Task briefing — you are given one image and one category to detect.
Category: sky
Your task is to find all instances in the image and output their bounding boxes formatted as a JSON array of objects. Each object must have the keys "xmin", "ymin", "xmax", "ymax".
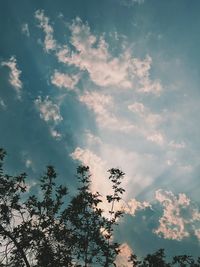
[{"xmin": 0, "ymin": 0, "xmax": 200, "ymax": 264}]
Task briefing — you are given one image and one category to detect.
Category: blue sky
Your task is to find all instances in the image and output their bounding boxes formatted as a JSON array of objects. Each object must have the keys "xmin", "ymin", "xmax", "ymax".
[{"xmin": 1, "ymin": 0, "xmax": 200, "ymax": 263}]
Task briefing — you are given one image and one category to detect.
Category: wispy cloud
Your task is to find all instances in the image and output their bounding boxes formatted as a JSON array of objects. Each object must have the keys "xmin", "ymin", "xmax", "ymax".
[
  {"xmin": 120, "ymin": 0, "xmax": 145, "ymax": 6},
  {"xmin": 154, "ymin": 189, "xmax": 200, "ymax": 241},
  {"xmin": 115, "ymin": 243, "xmax": 133, "ymax": 267},
  {"xmin": 35, "ymin": 96, "xmax": 62, "ymax": 123},
  {"xmin": 70, "ymin": 147, "xmax": 110, "ymax": 194},
  {"xmin": 123, "ymin": 198, "xmax": 151, "ymax": 216},
  {"xmin": 131, "ymin": 56, "xmax": 162, "ymax": 95},
  {"xmin": 21, "ymin": 23, "xmax": 30, "ymax": 37},
  {"xmin": 79, "ymin": 91, "xmax": 136, "ymax": 132},
  {"xmin": 35, "ymin": 96, "xmax": 62, "ymax": 139},
  {"xmin": 51, "ymin": 70, "xmax": 80, "ymax": 90},
  {"xmin": 57, "ymin": 17, "xmax": 132, "ymax": 88},
  {"xmin": 1, "ymin": 56, "xmax": 23, "ymax": 96},
  {"xmin": 54, "ymin": 17, "xmax": 162, "ymax": 94},
  {"xmin": 35, "ymin": 10, "xmax": 56, "ymax": 52},
  {"xmin": 0, "ymin": 98, "xmax": 6, "ymax": 110}
]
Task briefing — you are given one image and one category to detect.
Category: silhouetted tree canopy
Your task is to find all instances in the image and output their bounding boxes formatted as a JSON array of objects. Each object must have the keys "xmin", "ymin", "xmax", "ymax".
[
  {"xmin": 0, "ymin": 148, "xmax": 200, "ymax": 267},
  {"xmin": 0, "ymin": 148, "xmax": 125, "ymax": 267}
]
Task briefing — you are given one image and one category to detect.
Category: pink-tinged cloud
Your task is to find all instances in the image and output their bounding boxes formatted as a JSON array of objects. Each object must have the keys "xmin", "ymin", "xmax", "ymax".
[
  {"xmin": 35, "ymin": 10, "xmax": 56, "ymax": 52},
  {"xmin": 154, "ymin": 189, "xmax": 200, "ymax": 241},
  {"xmin": 51, "ymin": 70, "xmax": 80, "ymax": 90},
  {"xmin": 35, "ymin": 96, "xmax": 63, "ymax": 123},
  {"xmin": 79, "ymin": 91, "xmax": 136, "ymax": 132},
  {"xmin": 1, "ymin": 56, "xmax": 22, "ymax": 96}
]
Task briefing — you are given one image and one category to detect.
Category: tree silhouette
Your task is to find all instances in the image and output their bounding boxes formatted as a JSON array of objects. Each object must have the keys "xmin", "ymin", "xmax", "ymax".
[
  {"xmin": 129, "ymin": 249, "xmax": 200, "ymax": 267},
  {"xmin": 1, "ymin": 148, "xmax": 200, "ymax": 267},
  {"xmin": 0, "ymin": 149, "xmax": 125, "ymax": 267}
]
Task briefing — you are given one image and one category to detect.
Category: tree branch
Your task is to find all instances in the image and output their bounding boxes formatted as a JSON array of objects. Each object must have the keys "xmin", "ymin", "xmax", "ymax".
[{"xmin": 0, "ymin": 225, "xmax": 31, "ymax": 267}]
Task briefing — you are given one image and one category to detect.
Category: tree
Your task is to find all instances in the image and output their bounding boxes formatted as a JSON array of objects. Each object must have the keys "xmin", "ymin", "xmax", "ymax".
[
  {"xmin": 128, "ymin": 249, "xmax": 200, "ymax": 267},
  {"xmin": 0, "ymin": 149, "xmax": 125, "ymax": 267},
  {"xmin": 172, "ymin": 255, "xmax": 200, "ymax": 267},
  {"xmin": 139, "ymin": 249, "xmax": 171, "ymax": 267},
  {"xmin": 61, "ymin": 166, "xmax": 125, "ymax": 266}
]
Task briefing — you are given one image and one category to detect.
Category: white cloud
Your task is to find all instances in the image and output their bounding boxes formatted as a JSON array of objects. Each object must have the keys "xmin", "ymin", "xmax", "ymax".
[
  {"xmin": 0, "ymin": 98, "xmax": 6, "ymax": 109},
  {"xmin": 86, "ymin": 131, "xmax": 102, "ymax": 145},
  {"xmin": 35, "ymin": 96, "xmax": 63, "ymax": 123},
  {"xmin": 128, "ymin": 102, "xmax": 145, "ymax": 114},
  {"xmin": 128, "ymin": 101, "xmax": 165, "ymax": 145},
  {"xmin": 79, "ymin": 91, "xmax": 136, "ymax": 132},
  {"xmin": 55, "ymin": 18, "xmax": 162, "ymax": 94},
  {"xmin": 35, "ymin": 10, "xmax": 56, "ymax": 52},
  {"xmin": 50, "ymin": 128, "xmax": 62, "ymax": 140},
  {"xmin": 70, "ymin": 147, "xmax": 108, "ymax": 194},
  {"xmin": 138, "ymin": 79, "xmax": 162, "ymax": 95},
  {"xmin": 123, "ymin": 198, "xmax": 151, "ymax": 216},
  {"xmin": 21, "ymin": 23, "xmax": 30, "ymax": 37},
  {"xmin": 147, "ymin": 132, "xmax": 165, "ymax": 146},
  {"xmin": 57, "ymin": 18, "xmax": 132, "ymax": 89},
  {"xmin": 115, "ymin": 243, "xmax": 133, "ymax": 267},
  {"xmin": 154, "ymin": 189, "xmax": 200, "ymax": 241},
  {"xmin": 51, "ymin": 70, "xmax": 80, "ymax": 90},
  {"xmin": 169, "ymin": 140, "xmax": 185, "ymax": 149},
  {"xmin": 128, "ymin": 101, "xmax": 162, "ymax": 127},
  {"xmin": 131, "ymin": 56, "xmax": 162, "ymax": 95},
  {"xmin": 194, "ymin": 229, "xmax": 200, "ymax": 240},
  {"xmin": 25, "ymin": 159, "xmax": 33, "ymax": 169},
  {"xmin": 35, "ymin": 13, "xmax": 163, "ymax": 94},
  {"xmin": 132, "ymin": 0, "xmax": 144, "ymax": 3},
  {"xmin": 1, "ymin": 56, "xmax": 22, "ymax": 96},
  {"xmin": 121, "ymin": 0, "xmax": 145, "ymax": 6}
]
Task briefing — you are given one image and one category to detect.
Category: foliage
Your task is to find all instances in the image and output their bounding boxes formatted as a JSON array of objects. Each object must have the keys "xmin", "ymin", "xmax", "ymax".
[
  {"xmin": 0, "ymin": 149, "xmax": 125, "ymax": 267},
  {"xmin": 1, "ymin": 148, "xmax": 200, "ymax": 267},
  {"xmin": 129, "ymin": 249, "xmax": 200, "ymax": 267}
]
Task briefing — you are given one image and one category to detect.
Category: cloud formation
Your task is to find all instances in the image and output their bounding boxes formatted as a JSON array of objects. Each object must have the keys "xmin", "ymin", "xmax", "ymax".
[
  {"xmin": 51, "ymin": 70, "xmax": 80, "ymax": 90},
  {"xmin": 79, "ymin": 91, "xmax": 136, "ymax": 132},
  {"xmin": 1, "ymin": 56, "xmax": 23, "ymax": 96},
  {"xmin": 154, "ymin": 189, "xmax": 200, "ymax": 241},
  {"xmin": 21, "ymin": 23, "xmax": 30, "ymax": 37},
  {"xmin": 0, "ymin": 98, "xmax": 6, "ymax": 109},
  {"xmin": 35, "ymin": 96, "xmax": 62, "ymax": 123},
  {"xmin": 70, "ymin": 147, "xmax": 108, "ymax": 194},
  {"xmin": 124, "ymin": 198, "xmax": 151, "ymax": 216},
  {"xmin": 50, "ymin": 17, "xmax": 162, "ymax": 94},
  {"xmin": 115, "ymin": 243, "xmax": 133, "ymax": 267},
  {"xmin": 35, "ymin": 10, "xmax": 56, "ymax": 52}
]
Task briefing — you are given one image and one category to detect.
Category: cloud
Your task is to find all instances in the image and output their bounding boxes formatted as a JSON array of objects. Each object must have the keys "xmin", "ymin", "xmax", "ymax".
[
  {"xmin": 128, "ymin": 102, "xmax": 146, "ymax": 114},
  {"xmin": 70, "ymin": 147, "xmax": 109, "ymax": 194},
  {"xmin": 50, "ymin": 129, "xmax": 62, "ymax": 140},
  {"xmin": 120, "ymin": 0, "xmax": 145, "ymax": 6},
  {"xmin": 169, "ymin": 140, "xmax": 185, "ymax": 149},
  {"xmin": 123, "ymin": 198, "xmax": 151, "ymax": 216},
  {"xmin": 131, "ymin": 56, "xmax": 162, "ymax": 95},
  {"xmin": 147, "ymin": 132, "xmax": 165, "ymax": 146},
  {"xmin": 35, "ymin": 10, "xmax": 56, "ymax": 52},
  {"xmin": 85, "ymin": 131, "xmax": 102, "ymax": 145},
  {"xmin": 154, "ymin": 189, "xmax": 200, "ymax": 241},
  {"xmin": 79, "ymin": 91, "xmax": 136, "ymax": 132},
  {"xmin": 25, "ymin": 159, "xmax": 33, "ymax": 169},
  {"xmin": 51, "ymin": 70, "xmax": 80, "ymax": 90},
  {"xmin": 115, "ymin": 243, "xmax": 133, "ymax": 267},
  {"xmin": 128, "ymin": 101, "xmax": 162, "ymax": 127},
  {"xmin": 21, "ymin": 23, "xmax": 30, "ymax": 37},
  {"xmin": 1, "ymin": 56, "xmax": 23, "ymax": 96},
  {"xmin": 35, "ymin": 96, "xmax": 62, "ymax": 123},
  {"xmin": 0, "ymin": 98, "xmax": 6, "ymax": 109},
  {"xmin": 128, "ymin": 101, "xmax": 165, "ymax": 145},
  {"xmin": 55, "ymin": 17, "xmax": 162, "ymax": 94},
  {"xmin": 57, "ymin": 18, "xmax": 132, "ymax": 89}
]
